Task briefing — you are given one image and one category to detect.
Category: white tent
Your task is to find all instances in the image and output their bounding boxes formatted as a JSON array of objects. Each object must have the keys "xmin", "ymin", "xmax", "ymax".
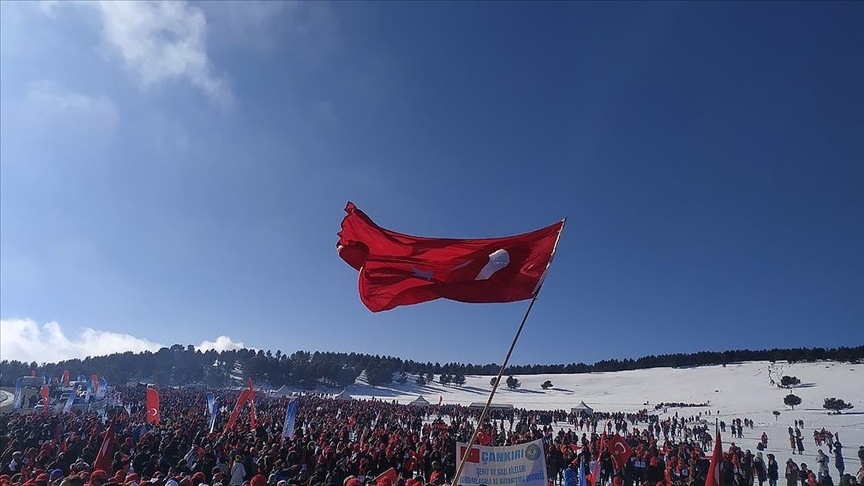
[
  {"xmin": 571, "ymin": 401, "xmax": 594, "ymax": 415},
  {"xmin": 272, "ymin": 385, "xmax": 293, "ymax": 397},
  {"xmin": 335, "ymin": 390, "xmax": 352, "ymax": 401},
  {"xmin": 409, "ymin": 395, "xmax": 430, "ymax": 406}
]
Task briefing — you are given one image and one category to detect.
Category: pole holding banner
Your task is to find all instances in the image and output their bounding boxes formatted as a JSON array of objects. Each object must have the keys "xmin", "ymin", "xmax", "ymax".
[{"xmin": 452, "ymin": 218, "xmax": 565, "ymax": 486}]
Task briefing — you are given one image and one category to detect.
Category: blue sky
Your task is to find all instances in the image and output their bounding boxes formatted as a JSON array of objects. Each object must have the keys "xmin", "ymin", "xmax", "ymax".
[{"xmin": 1, "ymin": 1, "xmax": 862, "ymax": 366}]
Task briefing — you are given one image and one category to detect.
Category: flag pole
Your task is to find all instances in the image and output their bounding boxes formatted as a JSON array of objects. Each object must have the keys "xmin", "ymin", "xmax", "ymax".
[{"xmin": 452, "ymin": 217, "xmax": 566, "ymax": 486}]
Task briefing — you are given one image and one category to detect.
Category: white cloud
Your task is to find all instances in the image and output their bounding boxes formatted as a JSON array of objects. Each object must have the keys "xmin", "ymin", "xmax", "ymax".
[
  {"xmin": 0, "ymin": 319, "xmax": 250, "ymax": 363},
  {"xmin": 92, "ymin": 1, "xmax": 232, "ymax": 107},
  {"xmin": 23, "ymin": 80, "xmax": 120, "ymax": 135},
  {"xmin": 0, "ymin": 319, "xmax": 162, "ymax": 364},
  {"xmin": 197, "ymin": 335, "xmax": 247, "ymax": 353}
]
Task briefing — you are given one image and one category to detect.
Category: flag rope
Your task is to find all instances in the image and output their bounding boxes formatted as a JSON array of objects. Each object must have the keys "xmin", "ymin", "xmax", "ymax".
[{"xmin": 452, "ymin": 293, "xmax": 539, "ymax": 486}]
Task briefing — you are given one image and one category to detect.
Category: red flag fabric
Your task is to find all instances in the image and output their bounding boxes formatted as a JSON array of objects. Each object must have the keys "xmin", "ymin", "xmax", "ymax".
[
  {"xmin": 337, "ymin": 202, "xmax": 565, "ymax": 312},
  {"xmin": 607, "ymin": 434, "xmax": 633, "ymax": 470},
  {"xmin": 375, "ymin": 468, "xmax": 399, "ymax": 486},
  {"xmin": 591, "ymin": 425, "xmax": 610, "ymax": 486},
  {"xmin": 146, "ymin": 388, "xmax": 160, "ymax": 425},
  {"xmin": 226, "ymin": 389, "xmax": 251, "ymax": 430},
  {"xmin": 705, "ymin": 427, "xmax": 722, "ymax": 486},
  {"xmin": 91, "ymin": 375, "xmax": 99, "ymax": 393},
  {"xmin": 247, "ymin": 379, "xmax": 256, "ymax": 429},
  {"xmin": 93, "ymin": 418, "xmax": 116, "ymax": 473},
  {"xmin": 62, "ymin": 370, "xmax": 70, "ymax": 386},
  {"xmin": 40, "ymin": 386, "xmax": 50, "ymax": 413},
  {"xmin": 458, "ymin": 445, "xmax": 480, "ymax": 464}
]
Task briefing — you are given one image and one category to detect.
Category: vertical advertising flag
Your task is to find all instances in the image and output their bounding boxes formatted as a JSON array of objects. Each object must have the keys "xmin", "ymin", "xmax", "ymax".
[
  {"xmin": 207, "ymin": 392, "xmax": 218, "ymax": 433},
  {"xmin": 63, "ymin": 390, "xmax": 76, "ymax": 413},
  {"xmin": 282, "ymin": 399, "xmax": 298, "ymax": 443},
  {"xmin": 95, "ymin": 377, "xmax": 108, "ymax": 401},
  {"xmin": 12, "ymin": 377, "xmax": 23, "ymax": 410}
]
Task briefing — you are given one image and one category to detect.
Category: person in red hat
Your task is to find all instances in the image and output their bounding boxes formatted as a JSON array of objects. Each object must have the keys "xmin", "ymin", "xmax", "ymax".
[
  {"xmin": 89, "ymin": 470, "xmax": 109, "ymax": 486},
  {"xmin": 191, "ymin": 473, "xmax": 207, "ymax": 486}
]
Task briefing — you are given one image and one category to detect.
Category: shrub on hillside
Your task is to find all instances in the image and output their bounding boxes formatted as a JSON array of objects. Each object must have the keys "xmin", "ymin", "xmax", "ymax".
[
  {"xmin": 780, "ymin": 375, "xmax": 801, "ymax": 388},
  {"xmin": 506, "ymin": 376, "xmax": 521, "ymax": 389},
  {"xmin": 823, "ymin": 397, "xmax": 853, "ymax": 414},
  {"xmin": 784, "ymin": 393, "xmax": 802, "ymax": 410}
]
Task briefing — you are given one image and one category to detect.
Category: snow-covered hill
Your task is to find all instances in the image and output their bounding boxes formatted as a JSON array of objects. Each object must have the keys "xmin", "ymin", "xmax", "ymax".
[{"xmin": 333, "ymin": 360, "xmax": 864, "ymax": 459}]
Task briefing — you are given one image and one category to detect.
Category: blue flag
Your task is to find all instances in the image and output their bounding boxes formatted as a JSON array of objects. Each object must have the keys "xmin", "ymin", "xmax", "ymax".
[
  {"xmin": 282, "ymin": 399, "xmax": 298, "ymax": 442},
  {"xmin": 12, "ymin": 377, "xmax": 23, "ymax": 410},
  {"xmin": 207, "ymin": 393, "xmax": 218, "ymax": 433},
  {"xmin": 579, "ymin": 457, "xmax": 587, "ymax": 486},
  {"xmin": 63, "ymin": 390, "xmax": 76, "ymax": 413}
]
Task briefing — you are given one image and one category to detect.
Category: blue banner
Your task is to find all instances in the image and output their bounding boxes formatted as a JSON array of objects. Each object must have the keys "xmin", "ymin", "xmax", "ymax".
[
  {"xmin": 12, "ymin": 377, "xmax": 23, "ymax": 410},
  {"xmin": 63, "ymin": 389, "xmax": 76, "ymax": 413},
  {"xmin": 84, "ymin": 378, "xmax": 92, "ymax": 404},
  {"xmin": 95, "ymin": 377, "xmax": 108, "ymax": 401},
  {"xmin": 282, "ymin": 398, "xmax": 298, "ymax": 441},
  {"xmin": 207, "ymin": 393, "xmax": 217, "ymax": 433}
]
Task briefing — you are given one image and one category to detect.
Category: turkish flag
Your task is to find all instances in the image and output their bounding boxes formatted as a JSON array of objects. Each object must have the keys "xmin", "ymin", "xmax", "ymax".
[
  {"xmin": 226, "ymin": 389, "xmax": 250, "ymax": 430},
  {"xmin": 247, "ymin": 378, "xmax": 256, "ymax": 429},
  {"xmin": 337, "ymin": 202, "xmax": 565, "ymax": 312},
  {"xmin": 146, "ymin": 388, "xmax": 160, "ymax": 425},
  {"xmin": 93, "ymin": 418, "xmax": 116, "ymax": 473},
  {"xmin": 607, "ymin": 434, "xmax": 633, "ymax": 470},
  {"xmin": 41, "ymin": 386, "xmax": 50, "ymax": 414},
  {"xmin": 375, "ymin": 468, "xmax": 399, "ymax": 486},
  {"xmin": 705, "ymin": 428, "xmax": 722, "ymax": 486},
  {"xmin": 459, "ymin": 445, "xmax": 480, "ymax": 464}
]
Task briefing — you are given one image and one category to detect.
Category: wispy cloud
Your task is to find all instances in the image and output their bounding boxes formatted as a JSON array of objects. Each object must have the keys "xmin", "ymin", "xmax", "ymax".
[
  {"xmin": 23, "ymin": 81, "xmax": 120, "ymax": 135},
  {"xmin": 92, "ymin": 1, "xmax": 232, "ymax": 107},
  {"xmin": 0, "ymin": 319, "xmax": 249, "ymax": 363}
]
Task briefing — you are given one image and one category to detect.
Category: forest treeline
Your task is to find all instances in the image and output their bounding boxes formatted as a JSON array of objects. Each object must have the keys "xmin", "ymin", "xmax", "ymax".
[{"xmin": 1, "ymin": 345, "xmax": 861, "ymax": 389}]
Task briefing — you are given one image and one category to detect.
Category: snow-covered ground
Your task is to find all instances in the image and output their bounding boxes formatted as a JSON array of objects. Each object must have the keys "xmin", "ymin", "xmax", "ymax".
[{"xmin": 326, "ymin": 360, "xmax": 863, "ymax": 473}]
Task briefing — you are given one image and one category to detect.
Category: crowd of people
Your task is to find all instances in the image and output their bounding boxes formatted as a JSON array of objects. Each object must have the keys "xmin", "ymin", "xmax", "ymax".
[{"xmin": 0, "ymin": 385, "xmax": 861, "ymax": 486}]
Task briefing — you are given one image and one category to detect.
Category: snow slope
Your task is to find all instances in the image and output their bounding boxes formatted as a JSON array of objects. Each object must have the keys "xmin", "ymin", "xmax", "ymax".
[{"xmin": 337, "ymin": 360, "xmax": 864, "ymax": 470}]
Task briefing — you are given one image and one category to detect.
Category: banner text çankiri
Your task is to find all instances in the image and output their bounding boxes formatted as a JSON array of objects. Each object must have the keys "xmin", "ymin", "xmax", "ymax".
[{"xmin": 455, "ymin": 439, "xmax": 547, "ymax": 486}]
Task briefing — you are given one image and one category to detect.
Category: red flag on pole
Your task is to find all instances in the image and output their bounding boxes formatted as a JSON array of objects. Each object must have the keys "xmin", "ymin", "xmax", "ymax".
[
  {"xmin": 337, "ymin": 202, "xmax": 565, "ymax": 312},
  {"xmin": 93, "ymin": 418, "xmax": 116, "ymax": 472},
  {"xmin": 40, "ymin": 386, "xmax": 50, "ymax": 414},
  {"xmin": 146, "ymin": 388, "xmax": 160, "ymax": 425},
  {"xmin": 247, "ymin": 378, "xmax": 256, "ymax": 429},
  {"xmin": 62, "ymin": 370, "xmax": 70, "ymax": 386},
  {"xmin": 374, "ymin": 468, "xmax": 398, "ymax": 486},
  {"xmin": 226, "ymin": 389, "xmax": 251, "ymax": 430},
  {"xmin": 607, "ymin": 434, "xmax": 633, "ymax": 470},
  {"xmin": 591, "ymin": 423, "xmax": 611, "ymax": 486},
  {"xmin": 705, "ymin": 426, "xmax": 723, "ymax": 486}
]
